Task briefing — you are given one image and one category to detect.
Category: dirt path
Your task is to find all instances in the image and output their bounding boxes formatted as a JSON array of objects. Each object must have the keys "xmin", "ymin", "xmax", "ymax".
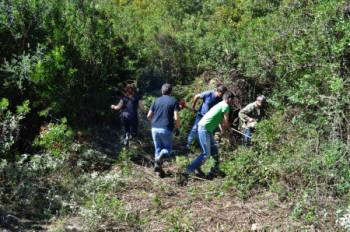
[
  {"xmin": 42, "ymin": 150, "xmax": 303, "ymax": 232},
  {"xmin": 1, "ymin": 121, "xmax": 305, "ymax": 231},
  {"xmin": 117, "ymin": 159, "xmax": 303, "ymax": 231}
]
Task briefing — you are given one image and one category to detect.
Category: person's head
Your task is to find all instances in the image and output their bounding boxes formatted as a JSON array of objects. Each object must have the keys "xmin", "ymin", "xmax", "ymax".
[
  {"xmin": 223, "ymin": 91, "xmax": 235, "ymax": 105},
  {"xmin": 256, "ymin": 95, "xmax": 267, "ymax": 108},
  {"xmin": 161, "ymin": 83, "xmax": 172, "ymax": 95},
  {"xmin": 215, "ymin": 85, "xmax": 228, "ymax": 98},
  {"xmin": 124, "ymin": 84, "xmax": 136, "ymax": 95}
]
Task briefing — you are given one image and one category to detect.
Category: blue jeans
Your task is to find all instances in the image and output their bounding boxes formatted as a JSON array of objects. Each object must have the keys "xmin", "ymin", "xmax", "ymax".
[
  {"xmin": 243, "ymin": 128, "xmax": 252, "ymax": 145},
  {"xmin": 151, "ymin": 128, "xmax": 173, "ymax": 160},
  {"xmin": 186, "ymin": 113, "xmax": 203, "ymax": 147},
  {"xmin": 187, "ymin": 126, "xmax": 218, "ymax": 173}
]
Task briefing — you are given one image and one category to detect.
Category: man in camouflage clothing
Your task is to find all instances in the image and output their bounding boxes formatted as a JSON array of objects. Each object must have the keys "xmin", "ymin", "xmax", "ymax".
[{"xmin": 239, "ymin": 95, "xmax": 267, "ymax": 145}]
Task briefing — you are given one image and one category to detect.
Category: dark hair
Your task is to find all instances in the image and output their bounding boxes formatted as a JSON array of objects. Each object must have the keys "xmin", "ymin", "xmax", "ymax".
[
  {"xmin": 124, "ymin": 84, "xmax": 135, "ymax": 92},
  {"xmin": 223, "ymin": 91, "xmax": 235, "ymax": 100},
  {"xmin": 216, "ymin": 85, "xmax": 227, "ymax": 93},
  {"xmin": 161, "ymin": 83, "xmax": 172, "ymax": 95}
]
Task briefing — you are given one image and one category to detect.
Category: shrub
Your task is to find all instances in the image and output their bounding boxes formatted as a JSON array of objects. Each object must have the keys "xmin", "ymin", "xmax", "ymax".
[
  {"xmin": 221, "ymin": 147, "xmax": 260, "ymax": 198},
  {"xmin": 0, "ymin": 98, "xmax": 30, "ymax": 159},
  {"xmin": 80, "ymin": 192, "xmax": 141, "ymax": 231},
  {"xmin": 175, "ymin": 156, "xmax": 190, "ymax": 173},
  {"xmin": 222, "ymin": 110, "xmax": 350, "ymax": 223},
  {"xmin": 0, "ymin": 152, "xmax": 66, "ymax": 219},
  {"xmin": 33, "ymin": 118, "xmax": 73, "ymax": 156},
  {"xmin": 142, "ymin": 95, "xmax": 156, "ymax": 112}
]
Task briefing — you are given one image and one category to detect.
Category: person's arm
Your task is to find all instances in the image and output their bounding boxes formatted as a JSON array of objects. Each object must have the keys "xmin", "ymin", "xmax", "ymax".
[
  {"xmin": 111, "ymin": 99, "xmax": 123, "ymax": 110},
  {"xmin": 147, "ymin": 110, "xmax": 153, "ymax": 121},
  {"xmin": 221, "ymin": 112, "xmax": 230, "ymax": 129},
  {"xmin": 174, "ymin": 110, "xmax": 180, "ymax": 129},
  {"xmin": 147, "ymin": 101, "xmax": 155, "ymax": 121},
  {"xmin": 191, "ymin": 94, "xmax": 202, "ymax": 111}
]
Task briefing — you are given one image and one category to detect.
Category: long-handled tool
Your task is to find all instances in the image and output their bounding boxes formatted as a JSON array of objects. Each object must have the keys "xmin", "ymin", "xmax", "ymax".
[{"xmin": 229, "ymin": 127, "xmax": 252, "ymax": 139}]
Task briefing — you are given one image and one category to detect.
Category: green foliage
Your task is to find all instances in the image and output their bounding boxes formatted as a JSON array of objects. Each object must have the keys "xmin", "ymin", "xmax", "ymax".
[
  {"xmin": 178, "ymin": 108, "xmax": 195, "ymax": 137},
  {"xmin": 0, "ymin": 98, "xmax": 9, "ymax": 111},
  {"xmin": 165, "ymin": 208, "xmax": 194, "ymax": 232},
  {"xmin": 117, "ymin": 147, "xmax": 137, "ymax": 175},
  {"xmin": 1, "ymin": 46, "xmax": 44, "ymax": 90},
  {"xmin": 252, "ymin": 111, "xmax": 285, "ymax": 151},
  {"xmin": 222, "ymin": 111, "xmax": 350, "ymax": 223},
  {"xmin": 201, "ymin": 156, "xmax": 216, "ymax": 174},
  {"xmin": 290, "ymin": 189, "xmax": 318, "ymax": 224},
  {"xmin": 81, "ymin": 192, "xmax": 141, "ymax": 231},
  {"xmin": 16, "ymin": 99, "xmax": 30, "ymax": 114},
  {"xmin": 34, "ymin": 118, "xmax": 73, "ymax": 156},
  {"xmin": 0, "ymin": 141, "xmax": 118, "ymax": 220},
  {"xmin": 175, "ymin": 156, "xmax": 190, "ymax": 172},
  {"xmin": 0, "ymin": 153, "xmax": 66, "ymax": 218},
  {"xmin": 1, "ymin": 0, "xmax": 349, "ymax": 129},
  {"xmin": 0, "ymin": 99, "xmax": 30, "ymax": 158},
  {"xmin": 222, "ymin": 147, "xmax": 260, "ymax": 198},
  {"xmin": 143, "ymin": 95, "xmax": 156, "ymax": 112}
]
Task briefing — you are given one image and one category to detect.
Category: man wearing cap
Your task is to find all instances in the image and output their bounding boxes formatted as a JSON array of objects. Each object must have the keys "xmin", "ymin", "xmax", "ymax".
[{"xmin": 239, "ymin": 95, "xmax": 267, "ymax": 145}]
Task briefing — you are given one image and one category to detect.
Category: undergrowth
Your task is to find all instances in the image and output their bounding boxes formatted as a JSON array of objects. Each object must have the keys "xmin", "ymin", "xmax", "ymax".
[{"xmin": 221, "ymin": 111, "xmax": 349, "ymax": 227}]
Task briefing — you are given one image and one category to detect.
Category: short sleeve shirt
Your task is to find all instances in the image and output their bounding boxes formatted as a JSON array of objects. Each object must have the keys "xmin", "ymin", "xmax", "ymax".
[
  {"xmin": 198, "ymin": 101, "xmax": 230, "ymax": 133},
  {"xmin": 198, "ymin": 90, "xmax": 222, "ymax": 116},
  {"xmin": 150, "ymin": 95, "xmax": 179, "ymax": 131},
  {"xmin": 122, "ymin": 94, "xmax": 140, "ymax": 119}
]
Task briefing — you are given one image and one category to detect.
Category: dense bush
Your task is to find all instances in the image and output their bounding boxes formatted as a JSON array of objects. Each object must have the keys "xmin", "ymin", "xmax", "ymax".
[
  {"xmin": 33, "ymin": 118, "xmax": 73, "ymax": 156},
  {"xmin": 222, "ymin": 111, "xmax": 349, "ymax": 224},
  {"xmin": 2, "ymin": 0, "xmax": 347, "ymax": 144}
]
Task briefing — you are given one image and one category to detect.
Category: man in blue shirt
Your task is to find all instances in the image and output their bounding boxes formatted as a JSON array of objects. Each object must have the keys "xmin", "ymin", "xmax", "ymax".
[
  {"xmin": 147, "ymin": 83, "xmax": 180, "ymax": 177},
  {"xmin": 187, "ymin": 85, "xmax": 227, "ymax": 149}
]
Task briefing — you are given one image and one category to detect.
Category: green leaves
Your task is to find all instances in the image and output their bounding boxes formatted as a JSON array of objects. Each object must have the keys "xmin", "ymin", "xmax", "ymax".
[
  {"xmin": 0, "ymin": 99, "xmax": 30, "ymax": 158},
  {"xmin": 0, "ymin": 98, "xmax": 9, "ymax": 111},
  {"xmin": 31, "ymin": 46, "xmax": 67, "ymax": 83},
  {"xmin": 33, "ymin": 118, "xmax": 73, "ymax": 156},
  {"xmin": 328, "ymin": 76, "xmax": 344, "ymax": 93},
  {"xmin": 16, "ymin": 99, "xmax": 30, "ymax": 114}
]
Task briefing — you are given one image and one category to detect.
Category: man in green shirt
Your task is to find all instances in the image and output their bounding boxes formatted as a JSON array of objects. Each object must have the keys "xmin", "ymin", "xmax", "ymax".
[
  {"xmin": 239, "ymin": 95, "xmax": 267, "ymax": 145},
  {"xmin": 179, "ymin": 91, "xmax": 236, "ymax": 184}
]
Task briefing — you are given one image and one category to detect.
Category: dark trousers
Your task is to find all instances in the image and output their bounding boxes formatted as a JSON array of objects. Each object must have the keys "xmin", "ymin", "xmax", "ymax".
[{"xmin": 122, "ymin": 116, "xmax": 138, "ymax": 137}]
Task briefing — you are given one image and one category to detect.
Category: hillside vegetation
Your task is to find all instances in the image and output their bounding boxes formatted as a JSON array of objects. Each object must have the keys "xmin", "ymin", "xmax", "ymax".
[{"xmin": 1, "ymin": 0, "xmax": 350, "ymax": 231}]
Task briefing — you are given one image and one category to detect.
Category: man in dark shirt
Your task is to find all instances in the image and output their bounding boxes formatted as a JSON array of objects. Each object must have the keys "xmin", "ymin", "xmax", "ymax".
[
  {"xmin": 187, "ymin": 85, "xmax": 227, "ymax": 148},
  {"xmin": 111, "ymin": 84, "xmax": 141, "ymax": 145},
  {"xmin": 147, "ymin": 83, "xmax": 180, "ymax": 177}
]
